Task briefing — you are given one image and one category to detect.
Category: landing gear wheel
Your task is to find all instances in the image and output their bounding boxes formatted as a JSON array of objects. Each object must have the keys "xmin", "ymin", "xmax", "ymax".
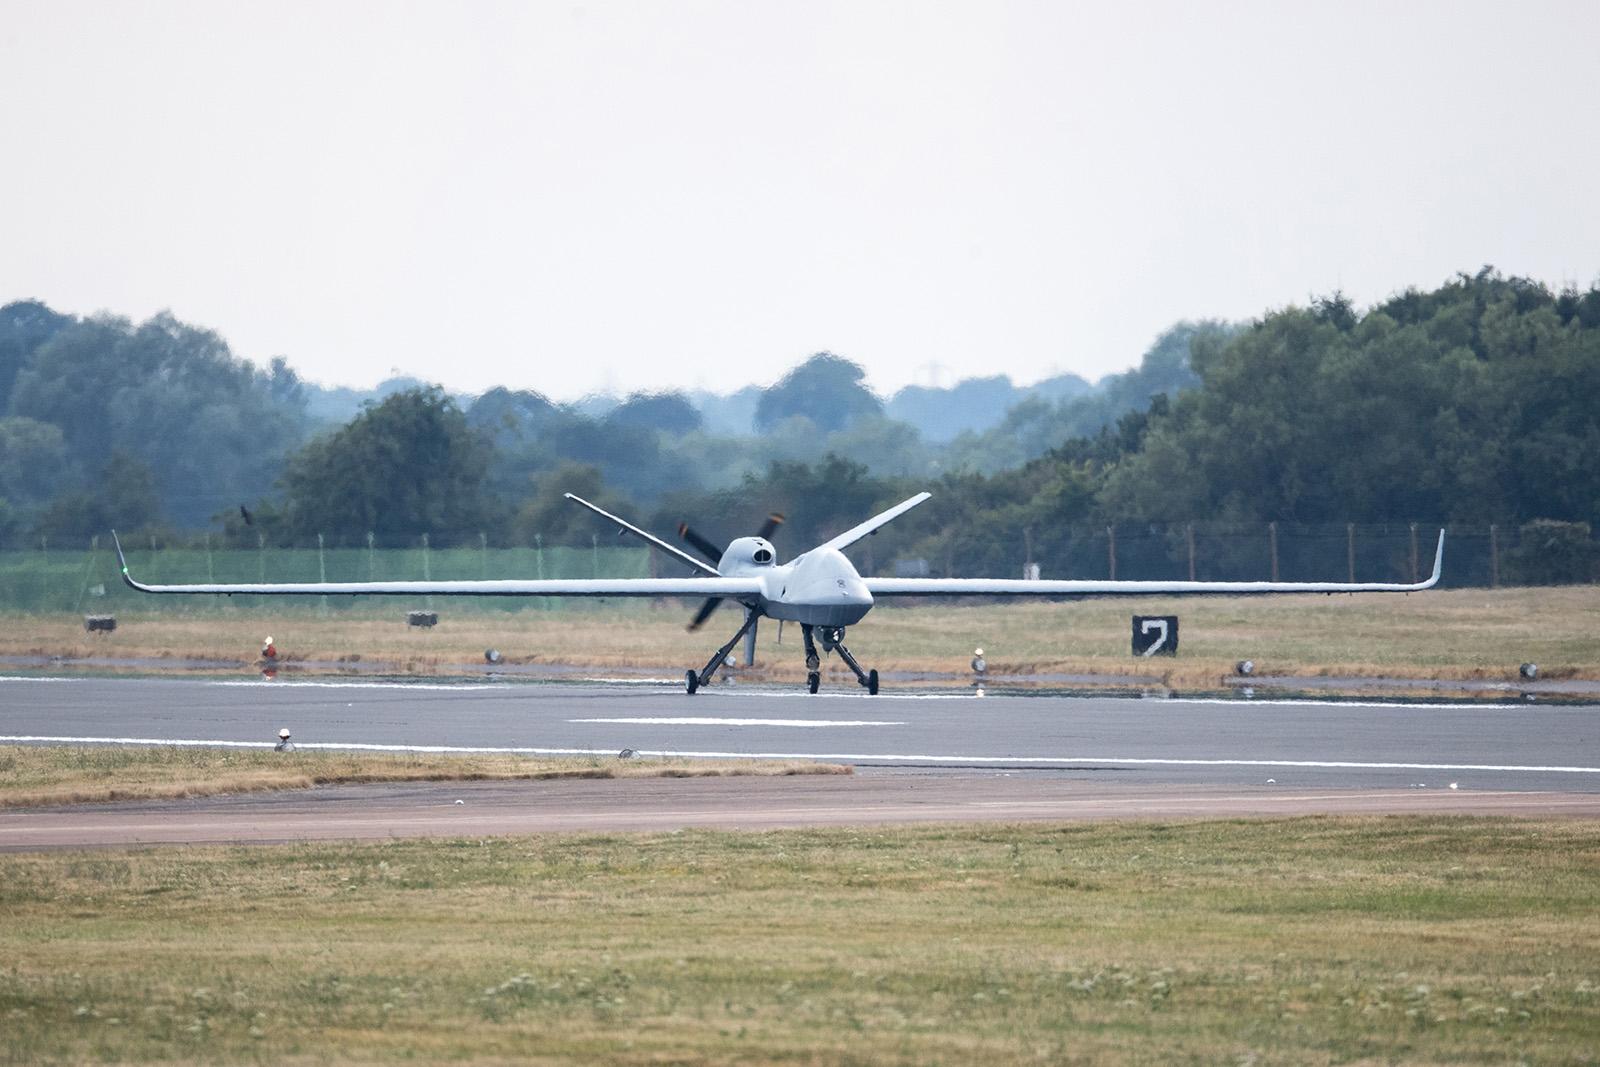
[
  {"xmin": 685, "ymin": 670, "xmax": 699, "ymax": 695},
  {"xmin": 866, "ymin": 669, "xmax": 879, "ymax": 695},
  {"xmin": 807, "ymin": 672, "xmax": 820, "ymax": 694}
]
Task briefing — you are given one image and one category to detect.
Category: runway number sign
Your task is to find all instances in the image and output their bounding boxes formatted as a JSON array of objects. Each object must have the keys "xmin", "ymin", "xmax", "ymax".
[{"xmin": 1132, "ymin": 615, "xmax": 1178, "ymax": 657}]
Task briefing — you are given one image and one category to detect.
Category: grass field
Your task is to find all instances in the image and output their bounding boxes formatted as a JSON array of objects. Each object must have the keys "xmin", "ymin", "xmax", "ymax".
[
  {"xmin": 1, "ymin": 818, "xmax": 1596, "ymax": 1064},
  {"xmin": 4, "ymin": 584, "xmax": 1596, "ymax": 687},
  {"xmin": 0, "ymin": 745, "xmax": 849, "ymax": 810}
]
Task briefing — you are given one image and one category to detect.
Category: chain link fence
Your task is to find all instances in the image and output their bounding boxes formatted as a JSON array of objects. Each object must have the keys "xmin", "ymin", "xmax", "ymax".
[
  {"xmin": 0, "ymin": 538, "xmax": 654, "ymax": 615},
  {"xmin": 992, "ymin": 521, "xmax": 1593, "ymax": 588},
  {"xmin": 1, "ymin": 521, "xmax": 1593, "ymax": 616}
]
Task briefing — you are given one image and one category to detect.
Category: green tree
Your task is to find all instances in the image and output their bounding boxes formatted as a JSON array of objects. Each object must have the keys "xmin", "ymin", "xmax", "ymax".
[
  {"xmin": 754, "ymin": 353, "xmax": 883, "ymax": 434},
  {"xmin": 279, "ymin": 388, "xmax": 495, "ymax": 545},
  {"xmin": 9, "ymin": 311, "xmax": 307, "ymax": 526},
  {"xmin": 1096, "ymin": 270, "xmax": 1600, "ymax": 528},
  {"xmin": 0, "ymin": 299, "xmax": 72, "ymax": 414},
  {"xmin": 0, "ymin": 416, "xmax": 70, "ymax": 505},
  {"xmin": 35, "ymin": 452, "xmax": 163, "ymax": 542},
  {"xmin": 510, "ymin": 462, "xmax": 632, "ymax": 546},
  {"xmin": 606, "ymin": 392, "xmax": 704, "ymax": 435}
]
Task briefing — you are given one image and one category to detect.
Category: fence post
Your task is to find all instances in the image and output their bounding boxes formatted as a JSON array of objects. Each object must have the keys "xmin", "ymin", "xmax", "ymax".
[
  {"xmin": 592, "ymin": 533, "xmax": 599, "ymax": 578},
  {"xmin": 1489, "ymin": 524, "xmax": 1499, "ymax": 588},
  {"xmin": 1347, "ymin": 523, "xmax": 1356, "ymax": 583},
  {"xmin": 366, "ymin": 531, "xmax": 375, "ymax": 580},
  {"xmin": 1186, "ymin": 523, "xmax": 1196, "ymax": 581},
  {"xmin": 317, "ymin": 532, "xmax": 328, "ymax": 615},
  {"xmin": 479, "ymin": 531, "xmax": 488, "ymax": 578},
  {"xmin": 1269, "ymin": 521, "xmax": 1279, "ymax": 582},
  {"xmin": 422, "ymin": 532, "xmax": 432, "ymax": 609},
  {"xmin": 1409, "ymin": 523, "xmax": 1419, "ymax": 583},
  {"xmin": 536, "ymin": 533, "xmax": 547, "ymax": 612},
  {"xmin": 1106, "ymin": 525, "xmax": 1117, "ymax": 580},
  {"xmin": 75, "ymin": 536, "xmax": 99, "ymax": 614},
  {"xmin": 258, "ymin": 532, "xmax": 266, "ymax": 583},
  {"xmin": 205, "ymin": 531, "xmax": 215, "ymax": 584}
]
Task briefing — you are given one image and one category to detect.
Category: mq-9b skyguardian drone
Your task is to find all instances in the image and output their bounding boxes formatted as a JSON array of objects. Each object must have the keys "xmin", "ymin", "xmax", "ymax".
[{"xmin": 115, "ymin": 492, "xmax": 1444, "ymax": 694}]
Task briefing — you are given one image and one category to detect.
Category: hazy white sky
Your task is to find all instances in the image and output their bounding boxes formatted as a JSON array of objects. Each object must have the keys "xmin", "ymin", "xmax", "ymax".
[{"xmin": 3, "ymin": 1, "xmax": 1597, "ymax": 399}]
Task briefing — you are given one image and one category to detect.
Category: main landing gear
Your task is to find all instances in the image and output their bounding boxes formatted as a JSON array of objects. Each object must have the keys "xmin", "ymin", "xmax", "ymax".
[
  {"xmin": 684, "ymin": 608, "xmax": 760, "ymax": 694},
  {"xmin": 683, "ymin": 615, "xmax": 880, "ymax": 695},
  {"xmin": 804, "ymin": 624, "xmax": 878, "ymax": 696}
]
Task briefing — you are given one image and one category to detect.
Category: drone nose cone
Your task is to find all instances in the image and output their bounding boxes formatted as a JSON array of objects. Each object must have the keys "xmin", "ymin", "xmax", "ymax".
[{"xmin": 821, "ymin": 574, "xmax": 873, "ymax": 625}]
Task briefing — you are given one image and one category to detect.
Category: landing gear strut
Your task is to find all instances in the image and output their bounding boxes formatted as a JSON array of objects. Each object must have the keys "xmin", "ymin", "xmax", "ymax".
[
  {"xmin": 685, "ymin": 608, "xmax": 760, "ymax": 694},
  {"xmin": 801, "ymin": 624, "xmax": 879, "ymax": 695}
]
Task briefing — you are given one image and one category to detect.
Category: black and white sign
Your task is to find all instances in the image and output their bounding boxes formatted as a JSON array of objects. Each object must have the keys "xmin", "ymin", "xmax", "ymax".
[{"xmin": 1132, "ymin": 615, "xmax": 1178, "ymax": 657}]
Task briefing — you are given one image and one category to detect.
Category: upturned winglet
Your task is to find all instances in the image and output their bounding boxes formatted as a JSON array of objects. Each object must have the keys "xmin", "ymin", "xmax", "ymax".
[
  {"xmin": 1426, "ymin": 528, "xmax": 1445, "ymax": 588},
  {"xmin": 110, "ymin": 530, "xmax": 140, "ymax": 590}
]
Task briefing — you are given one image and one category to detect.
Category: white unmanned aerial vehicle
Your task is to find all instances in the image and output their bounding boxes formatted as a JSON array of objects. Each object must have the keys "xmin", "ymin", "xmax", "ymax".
[{"xmin": 115, "ymin": 493, "xmax": 1443, "ymax": 695}]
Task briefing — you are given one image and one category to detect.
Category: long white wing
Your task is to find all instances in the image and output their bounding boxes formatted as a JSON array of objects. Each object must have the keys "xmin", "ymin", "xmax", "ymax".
[
  {"xmin": 869, "ymin": 531, "xmax": 1445, "ymax": 597},
  {"xmin": 112, "ymin": 533, "xmax": 761, "ymax": 599}
]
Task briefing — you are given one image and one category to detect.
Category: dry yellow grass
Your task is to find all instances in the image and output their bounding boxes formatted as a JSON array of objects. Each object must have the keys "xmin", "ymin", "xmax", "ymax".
[
  {"xmin": 0, "ymin": 745, "xmax": 848, "ymax": 810},
  {"xmin": 2, "ymin": 584, "xmax": 1595, "ymax": 686}
]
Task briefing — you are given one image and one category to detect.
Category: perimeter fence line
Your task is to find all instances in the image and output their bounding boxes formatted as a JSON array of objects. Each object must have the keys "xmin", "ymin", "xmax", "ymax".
[{"xmin": 1, "ymin": 521, "xmax": 1594, "ymax": 615}]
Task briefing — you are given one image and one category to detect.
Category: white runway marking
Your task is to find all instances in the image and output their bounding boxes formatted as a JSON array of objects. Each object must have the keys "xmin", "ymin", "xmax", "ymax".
[
  {"xmin": 2, "ymin": 735, "xmax": 1597, "ymax": 774},
  {"xmin": 210, "ymin": 680, "xmax": 506, "ymax": 691},
  {"xmin": 568, "ymin": 717, "xmax": 906, "ymax": 727}
]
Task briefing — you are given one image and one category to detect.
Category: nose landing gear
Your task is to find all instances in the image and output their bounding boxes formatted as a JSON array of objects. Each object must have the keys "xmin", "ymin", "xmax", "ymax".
[{"xmin": 801, "ymin": 624, "xmax": 879, "ymax": 695}]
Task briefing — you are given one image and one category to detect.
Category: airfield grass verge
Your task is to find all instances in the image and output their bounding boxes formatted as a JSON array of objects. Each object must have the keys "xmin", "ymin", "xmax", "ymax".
[
  {"xmin": 0, "ymin": 745, "xmax": 848, "ymax": 810},
  {"xmin": 3, "ymin": 585, "xmax": 1595, "ymax": 687},
  {"xmin": 0, "ymin": 818, "xmax": 1596, "ymax": 1064}
]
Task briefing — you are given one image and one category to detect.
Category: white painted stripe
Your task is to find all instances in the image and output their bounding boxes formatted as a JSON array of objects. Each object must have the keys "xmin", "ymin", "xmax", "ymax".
[
  {"xmin": 727, "ymin": 690, "xmax": 1552, "ymax": 710},
  {"xmin": 210, "ymin": 680, "xmax": 506, "ymax": 691},
  {"xmin": 568, "ymin": 717, "xmax": 906, "ymax": 727},
  {"xmin": 1, "ymin": 735, "xmax": 1597, "ymax": 774},
  {"xmin": 1156, "ymin": 696, "xmax": 1555, "ymax": 712}
]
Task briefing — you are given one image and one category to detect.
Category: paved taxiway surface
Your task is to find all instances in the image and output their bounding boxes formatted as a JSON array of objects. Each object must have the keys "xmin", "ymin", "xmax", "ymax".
[{"xmin": 3, "ymin": 675, "xmax": 1597, "ymax": 792}]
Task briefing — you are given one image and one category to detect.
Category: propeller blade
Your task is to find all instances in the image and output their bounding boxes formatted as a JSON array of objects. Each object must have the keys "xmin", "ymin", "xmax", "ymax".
[
  {"xmin": 677, "ymin": 523, "xmax": 724, "ymax": 564},
  {"xmin": 686, "ymin": 597, "xmax": 722, "ymax": 631},
  {"xmin": 757, "ymin": 512, "xmax": 785, "ymax": 540}
]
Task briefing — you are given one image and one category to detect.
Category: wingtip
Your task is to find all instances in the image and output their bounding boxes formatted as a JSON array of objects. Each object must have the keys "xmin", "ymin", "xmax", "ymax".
[
  {"xmin": 1431, "ymin": 528, "xmax": 1446, "ymax": 583},
  {"xmin": 110, "ymin": 530, "xmax": 136, "ymax": 587}
]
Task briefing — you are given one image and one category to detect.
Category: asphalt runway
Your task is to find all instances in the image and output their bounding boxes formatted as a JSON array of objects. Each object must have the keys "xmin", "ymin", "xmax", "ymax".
[
  {"xmin": 3, "ymin": 676, "xmax": 1598, "ymax": 848},
  {"xmin": 3, "ymin": 674, "xmax": 1598, "ymax": 790}
]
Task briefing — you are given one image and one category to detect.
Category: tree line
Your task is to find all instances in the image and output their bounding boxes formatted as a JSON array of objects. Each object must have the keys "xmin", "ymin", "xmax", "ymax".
[{"xmin": 2, "ymin": 269, "xmax": 1597, "ymax": 580}]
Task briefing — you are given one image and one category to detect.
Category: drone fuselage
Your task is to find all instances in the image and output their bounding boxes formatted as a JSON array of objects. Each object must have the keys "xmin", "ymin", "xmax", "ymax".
[{"xmin": 716, "ymin": 540, "xmax": 873, "ymax": 628}]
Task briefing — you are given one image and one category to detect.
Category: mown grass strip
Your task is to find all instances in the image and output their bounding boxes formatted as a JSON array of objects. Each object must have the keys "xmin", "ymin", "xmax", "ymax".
[
  {"xmin": 0, "ymin": 817, "xmax": 1596, "ymax": 1064},
  {"xmin": 0, "ymin": 744, "xmax": 848, "ymax": 810}
]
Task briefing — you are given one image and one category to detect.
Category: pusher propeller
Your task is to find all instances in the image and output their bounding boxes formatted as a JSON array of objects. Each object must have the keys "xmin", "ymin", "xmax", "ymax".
[{"xmin": 679, "ymin": 512, "xmax": 784, "ymax": 632}]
